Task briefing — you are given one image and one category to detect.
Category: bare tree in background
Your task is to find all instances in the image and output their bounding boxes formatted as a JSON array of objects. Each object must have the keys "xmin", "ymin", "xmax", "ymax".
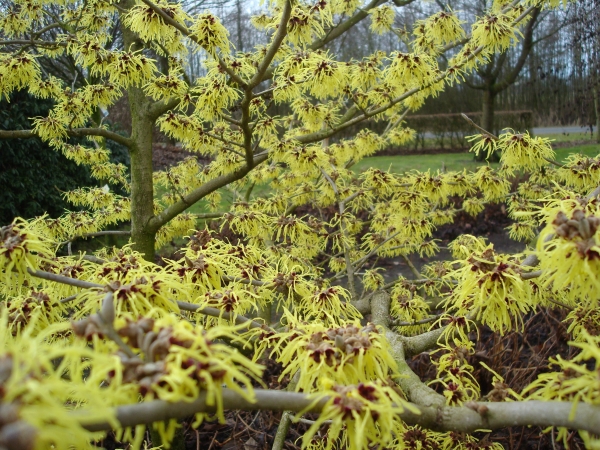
[
  {"xmin": 570, "ymin": 0, "xmax": 600, "ymax": 141},
  {"xmin": 467, "ymin": 8, "xmax": 541, "ymax": 139}
]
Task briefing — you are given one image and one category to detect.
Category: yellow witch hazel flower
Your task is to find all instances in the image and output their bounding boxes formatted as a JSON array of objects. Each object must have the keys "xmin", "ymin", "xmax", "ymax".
[
  {"xmin": 507, "ymin": 219, "xmax": 538, "ymax": 242},
  {"xmin": 387, "ymin": 126, "xmax": 416, "ymax": 146},
  {"xmin": 362, "ymin": 269, "xmax": 385, "ymax": 292},
  {"xmin": 523, "ymin": 331, "xmax": 600, "ymax": 447},
  {"xmin": 124, "ymin": 1, "xmax": 189, "ymax": 45},
  {"xmin": 155, "ymin": 213, "xmax": 198, "ymax": 248},
  {"xmin": 439, "ymin": 432, "xmax": 505, "ymax": 450},
  {"xmin": 385, "ymin": 51, "xmax": 437, "ymax": 89},
  {"xmin": 564, "ymin": 304, "xmax": 600, "ymax": 342},
  {"xmin": 538, "ymin": 209, "xmax": 600, "ymax": 306},
  {"xmin": 390, "ymin": 285, "xmax": 432, "ymax": 336},
  {"xmin": 0, "ymin": 313, "xmax": 119, "ymax": 450},
  {"xmin": 103, "ymin": 315, "xmax": 263, "ymax": 420},
  {"xmin": 0, "ymin": 218, "xmax": 54, "ymax": 293},
  {"xmin": 348, "ymin": 52, "xmax": 384, "ymax": 90},
  {"xmin": 432, "ymin": 339, "xmax": 476, "ymax": 375},
  {"xmin": 73, "ymin": 247, "xmax": 183, "ymax": 318},
  {"xmin": 467, "ymin": 133, "xmax": 498, "ymax": 160},
  {"xmin": 558, "ymin": 153, "xmax": 600, "ymax": 193},
  {"xmin": 429, "ymin": 342, "xmax": 485, "ymax": 406},
  {"xmin": 168, "ymin": 254, "xmax": 224, "ymax": 296},
  {"xmin": 5, "ymin": 289, "xmax": 67, "ymax": 335},
  {"xmin": 480, "ymin": 362, "xmax": 522, "ymax": 401},
  {"xmin": 471, "ymin": 12, "xmax": 522, "ymax": 53},
  {"xmin": 433, "ymin": 374, "xmax": 480, "ymax": 406},
  {"xmin": 443, "ymin": 244, "xmax": 533, "ymax": 334},
  {"xmin": 0, "ymin": 53, "xmax": 41, "ymax": 93},
  {"xmin": 199, "ymin": 285, "xmax": 264, "ymax": 322},
  {"xmin": 369, "ymin": 5, "xmax": 395, "ymax": 35},
  {"xmin": 76, "ymin": 275, "xmax": 181, "ymax": 319},
  {"xmin": 472, "ymin": 166, "xmax": 511, "ymax": 202},
  {"xmin": 275, "ymin": 318, "xmax": 397, "ymax": 392},
  {"xmin": 286, "ymin": 5, "xmax": 326, "ymax": 47},
  {"xmin": 295, "ymin": 285, "xmax": 362, "ymax": 323},
  {"xmin": 463, "ymin": 198, "xmax": 486, "ymax": 217},
  {"xmin": 192, "ymin": 75, "xmax": 240, "ymax": 121},
  {"xmin": 144, "ymin": 69, "xmax": 188, "ymax": 101},
  {"xmin": 303, "ymin": 53, "xmax": 349, "ymax": 99},
  {"xmin": 393, "ymin": 425, "xmax": 445, "ymax": 449},
  {"xmin": 32, "ymin": 113, "xmax": 68, "ymax": 142},
  {"xmin": 302, "ymin": 380, "xmax": 417, "ymax": 450},
  {"xmin": 108, "ymin": 51, "xmax": 157, "ymax": 88},
  {"xmin": 498, "ymin": 130, "xmax": 555, "ymax": 175},
  {"xmin": 423, "ymin": 9, "xmax": 465, "ymax": 46},
  {"xmin": 190, "ymin": 12, "xmax": 230, "ymax": 54}
]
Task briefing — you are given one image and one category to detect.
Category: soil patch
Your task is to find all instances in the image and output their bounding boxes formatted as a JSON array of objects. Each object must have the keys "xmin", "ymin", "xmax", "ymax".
[{"xmin": 152, "ymin": 143, "xmax": 210, "ymax": 171}]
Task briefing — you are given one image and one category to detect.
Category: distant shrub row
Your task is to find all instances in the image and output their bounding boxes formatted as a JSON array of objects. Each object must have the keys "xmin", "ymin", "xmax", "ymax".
[
  {"xmin": 403, "ymin": 110, "xmax": 534, "ymax": 151},
  {"xmin": 0, "ymin": 91, "xmax": 129, "ymax": 225}
]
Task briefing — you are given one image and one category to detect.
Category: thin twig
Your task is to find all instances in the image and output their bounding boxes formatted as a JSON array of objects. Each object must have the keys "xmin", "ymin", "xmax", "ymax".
[
  {"xmin": 60, "ymin": 230, "xmax": 131, "ymax": 246},
  {"xmin": 27, "ymin": 268, "xmax": 103, "ymax": 290},
  {"xmin": 177, "ymin": 301, "xmax": 271, "ymax": 332},
  {"xmin": 461, "ymin": 113, "xmax": 499, "ymax": 140},
  {"xmin": 546, "ymin": 298, "xmax": 573, "ymax": 311}
]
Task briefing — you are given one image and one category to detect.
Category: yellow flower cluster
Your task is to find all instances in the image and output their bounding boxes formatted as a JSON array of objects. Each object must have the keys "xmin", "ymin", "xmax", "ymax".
[
  {"xmin": 303, "ymin": 380, "xmax": 418, "ymax": 450},
  {"xmin": 274, "ymin": 320, "xmax": 398, "ymax": 392},
  {"xmin": 442, "ymin": 243, "xmax": 533, "ymax": 334},
  {"xmin": 0, "ymin": 218, "xmax": 53, "ymax": 293},
  {"xmin": 538, "ymin": 209, "xmax": 600, "ymax": 306},
  {"xmin": 524, "ymin": 332, "xmax": 600, "ymax": 448}
]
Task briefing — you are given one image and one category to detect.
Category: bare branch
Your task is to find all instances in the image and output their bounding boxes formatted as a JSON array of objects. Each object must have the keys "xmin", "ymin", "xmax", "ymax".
[
  {"xmin": 0, "ymin": 128, "xmax": 133, "ymax": 148},
  {"xmin": 60, "ymin": 230, "xmax": 131, "ymax": 247},
  {"xmin": 78, "ymin": 389, "xmax": 600, "ymax": 436},
  {"xmin": 177, "ymin": 301, "xmax": 268, "ymax": 331},
  {"xmin": 370, "ymin": 291, "xmax": 391, "ymax": 329},
  {"xmin": 27, "ymin": 269, "xmax": 103, "ymax": 290},
  {"xmin": 461, "ymin": 113, "xmax": 499, "ymax": 139},
  {"xmin": 147, "ymin": 153, "xmax": 269, "ymax": 232},
  {"xmin": 249, "ymin": 0, "xmax": 292, "ymax": 88},
  {"xmin": 393, "ymin": 316, "xmax": 440, "ymax": 327}
]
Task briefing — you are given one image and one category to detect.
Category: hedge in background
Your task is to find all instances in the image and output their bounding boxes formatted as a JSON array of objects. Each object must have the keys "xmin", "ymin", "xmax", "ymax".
[{"xmin": 0, "ymin": 90, "xmax": 128, "ymax": 225}]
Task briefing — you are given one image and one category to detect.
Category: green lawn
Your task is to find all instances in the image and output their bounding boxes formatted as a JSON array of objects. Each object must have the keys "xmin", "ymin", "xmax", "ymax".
[
  {"xmin": 553, "ymin": 144, "xmax": 600, "ymax": 161},
  {"xmin": 351, "ymin": 152, "xmax": 497, "ymax": 174},
  {"xmin": 353, "ymin": 142, "xmax": 600, "ymax": 175}
]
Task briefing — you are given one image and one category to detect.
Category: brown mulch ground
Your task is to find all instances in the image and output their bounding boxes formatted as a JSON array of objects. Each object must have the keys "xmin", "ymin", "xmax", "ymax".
[
  {"xmin": 152, "ymin": 143, "xmax": 210, "ymax": 172},
  {"xmin": 409, "ymin": 308, "xmax": 584, "ymax": 450}
]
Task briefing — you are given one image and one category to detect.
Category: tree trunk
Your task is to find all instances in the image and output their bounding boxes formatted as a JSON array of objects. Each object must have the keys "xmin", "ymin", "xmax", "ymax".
[
  {"xmin": 236, "ymin": 0, "xmax": 244, "ymax": 52},
  {"xmin": 129, "ymin": 102, "xmax": 156, "ymax": 261},
  {"xmin": 481, "ymin": 88, "xmax": 496, "ymax": 134},
  {"xmin": 593, "ymin": 85, "xmax": 600, "ymax": 143},
  {"xmin": 120, "ymin": 10, "xmax": 157, "ymax": 261},
  {"xmin": 474, "ymin": 87, "xmax": 498, "ymax": 161}
]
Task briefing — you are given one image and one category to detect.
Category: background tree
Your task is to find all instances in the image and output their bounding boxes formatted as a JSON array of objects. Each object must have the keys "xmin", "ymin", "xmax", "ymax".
[
  {"xmin": 569, "ymin": 0, "xmax": 600, "ymax": 141},
  {"xmin": 1, "ymin": 1, "xmax": 600, "ymax": 450},
  {"xmin": 466, "ymin": 7, "xmax": 540, "ymax": 136}
]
